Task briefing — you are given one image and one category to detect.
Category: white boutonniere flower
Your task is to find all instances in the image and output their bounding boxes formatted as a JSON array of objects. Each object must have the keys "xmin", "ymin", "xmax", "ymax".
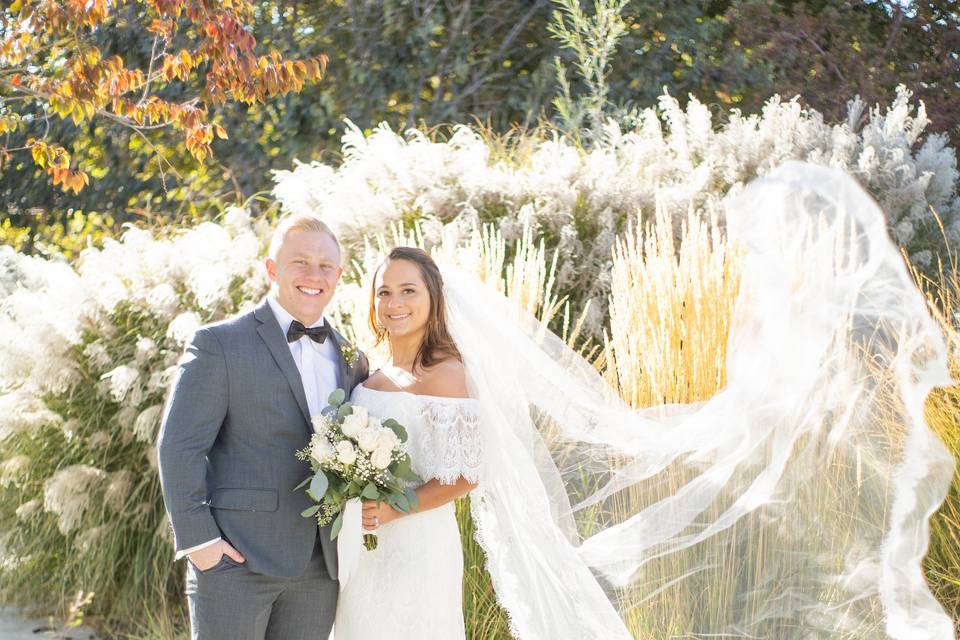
[{"xmin": 339, "ymin": 341, "xmax": 359, "ymax": 367}]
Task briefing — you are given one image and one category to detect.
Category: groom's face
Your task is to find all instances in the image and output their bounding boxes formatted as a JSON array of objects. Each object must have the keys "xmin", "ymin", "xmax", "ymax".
[{"xmin": 266, "ymin": 229, "xmax": 343, "ymax": 325}]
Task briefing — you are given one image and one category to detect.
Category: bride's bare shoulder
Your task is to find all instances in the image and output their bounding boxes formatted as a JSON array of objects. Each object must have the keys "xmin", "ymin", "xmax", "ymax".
[{"xmin": 417, "ymin": 359, "xmax": 469, "ymax": 399}]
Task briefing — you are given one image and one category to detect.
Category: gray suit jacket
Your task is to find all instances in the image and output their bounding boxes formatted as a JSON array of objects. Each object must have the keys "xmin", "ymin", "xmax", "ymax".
[{"xmin": 157, "ymin": 299, "xmax": 369, "ymax": 579}]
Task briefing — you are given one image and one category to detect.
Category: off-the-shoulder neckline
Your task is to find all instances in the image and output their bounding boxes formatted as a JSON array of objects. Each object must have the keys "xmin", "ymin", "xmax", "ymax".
[{"xmin": 355, "ymin": 383, "xmax": 479, "ymax": 403}]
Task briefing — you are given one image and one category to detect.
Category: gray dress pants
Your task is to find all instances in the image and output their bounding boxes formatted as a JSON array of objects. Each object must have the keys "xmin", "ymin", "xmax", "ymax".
[{"xmin": 186, "ymin": 538, "xmax": 337, "ymax": 640}]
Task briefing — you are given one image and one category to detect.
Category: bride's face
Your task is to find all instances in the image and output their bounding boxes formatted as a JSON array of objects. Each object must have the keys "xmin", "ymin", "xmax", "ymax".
[{"xmin": 374, "ymin": 259, "xmax": 430, "ymax": 341}]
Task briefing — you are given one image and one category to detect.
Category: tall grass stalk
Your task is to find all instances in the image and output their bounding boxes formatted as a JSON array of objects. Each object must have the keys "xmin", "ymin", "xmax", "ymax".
[
  {"xmin": 604, "ymin": 205, "xmax": 741, "ymax": 406},
  {"xmin": 915, "ymin": 254, "xmax": 960, "ymax": 634},
  {"xmin": 599, "ymin": 206, "xmax": 959, "ymax": 636}
]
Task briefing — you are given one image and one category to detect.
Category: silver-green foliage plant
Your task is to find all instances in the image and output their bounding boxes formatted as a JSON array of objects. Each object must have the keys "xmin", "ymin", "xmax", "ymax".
[
  {"xmin": 549, "ymin": 0, "xmax": 630, "ymax": 136},
  {"xmin": 274, "ymin": 87, "xmax": 959, "ymax": 336},
  {"xmin": 0, "ymin": 209, "xmax": 270, "ymax": 627}
]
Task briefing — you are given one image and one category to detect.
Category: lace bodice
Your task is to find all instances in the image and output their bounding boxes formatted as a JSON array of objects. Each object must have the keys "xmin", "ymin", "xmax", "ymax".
[{"xmin": 350, "ymin": 385, "xmax": 482, "ymax": 485}]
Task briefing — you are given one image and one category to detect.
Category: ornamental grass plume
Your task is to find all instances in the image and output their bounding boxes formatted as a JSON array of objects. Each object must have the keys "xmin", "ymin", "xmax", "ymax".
[{"xmin": 275, "ymin": 88, "xmax": 958, "ymax": 324}]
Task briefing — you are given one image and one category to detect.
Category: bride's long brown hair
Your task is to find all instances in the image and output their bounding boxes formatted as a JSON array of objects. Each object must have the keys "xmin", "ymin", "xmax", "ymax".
[{"xmin": 368, "ymin": 247, "xmax": 462, "ymax": 372}]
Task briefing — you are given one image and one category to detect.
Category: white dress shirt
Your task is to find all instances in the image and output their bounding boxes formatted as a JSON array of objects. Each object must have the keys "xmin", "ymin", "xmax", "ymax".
[{"xmin": 179, "ymin": 296, "xmax": 341, "ymax": 560}]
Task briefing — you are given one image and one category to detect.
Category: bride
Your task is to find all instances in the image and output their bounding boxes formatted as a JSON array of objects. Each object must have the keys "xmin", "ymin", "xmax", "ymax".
[
  {"xmin": 333, "ymin": 162, "xmax": 956, "ymax": 639},
  {"xmin": 334, "ymin": 246, "xmax": 481, "ymax": 639}
]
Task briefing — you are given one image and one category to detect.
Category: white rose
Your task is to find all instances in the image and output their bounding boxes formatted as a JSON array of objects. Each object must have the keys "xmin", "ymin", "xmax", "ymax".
[
  {"xmin": 335, "ymin": 441, "xmax": 357, "ymax": 465},
  {"xmin": 310, "ymin": 437, "xmax": 335, "ymax": 462},
  {"xmin": 371, "ymin": 447, "xmax": 393, "ymax": 470},
  {"xmin": 350, "ymin": 405, "xmax": 369, "ymax": 424},
  {"xmin": 341, "ymin": 413, "xmax": 365, "ymax": 439},
  {"xmin": 376, "ymin": 427, "xmax": 400, "ymax": 451},
  {"xmin": 357, "ymin": 426, "xmax": 380, "ymax": 452},
  {"xmin": 367, "ymin": 416, "xmax": 382, "ymax": 430}
]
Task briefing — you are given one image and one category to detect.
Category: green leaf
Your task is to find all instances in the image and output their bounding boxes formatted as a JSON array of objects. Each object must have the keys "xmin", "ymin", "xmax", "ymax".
[
  {"xmin": 323, "ymin": 492, "xmax": 344, "ymax": 511},
  {"xmin": 327, "ymin": 485, "xmax": 342, "ymax": 504},
  {"xmin": 300, "ymin": 504, "xmax": 320, "ymax": 518},
  {"xmin": 393, "ymin": 491, "xmax": 409, "ymax": 512},
  {"xmin": 393, "ymin": 456, "xmax": 422, "ymax": 483},
  {"xmin": 393, "ymin": 455, "xmax": 411, "ymax": 478},
  {"xmin": 307, "ymin": 471, "xmax": 329, "ymax": 502},
  {"xmin": 327, "ymin": 388, "xmax": 346, "ymax": 407},
  {"xmin": 337, "ymin": 403, "xmax": 354, "ymax": 420},
  {"xmin": 361, "ymin": 482, "xmax": 379, "ymax": 500},
  {"xmin": 292, "ymin": 475, "xmax": 312, "ymax": 492},
  {"xmin": 384, "ymin": 418, "xmax": 408, "ymax": 442},
  {"xmin": 384, "ymin": 494, "xmax": 398, "ymax": 510},
  {"xmin": 403, "ymin": 487, "xmax": 419, "ymax": 512},
  {"xmin": 330, "ymin": 510, "xmax": 344, "ymax": 540}
]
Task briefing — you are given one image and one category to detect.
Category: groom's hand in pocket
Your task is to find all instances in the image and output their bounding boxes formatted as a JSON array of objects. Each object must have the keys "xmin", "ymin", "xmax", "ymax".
[{"xmin": 188, "ymin": 540, "xmax": 246, "ymax": 571}]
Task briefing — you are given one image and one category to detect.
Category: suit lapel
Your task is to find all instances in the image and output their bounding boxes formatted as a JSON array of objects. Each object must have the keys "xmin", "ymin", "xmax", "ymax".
[{"xmin": 253, "ymin": 301, "xmax": 312, "ymax": 427}]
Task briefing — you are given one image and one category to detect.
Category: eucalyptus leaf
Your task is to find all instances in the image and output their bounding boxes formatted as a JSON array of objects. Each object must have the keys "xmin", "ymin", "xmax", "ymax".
[
  {"xmin": 393, "ymin": 456, "xmax": 411, "ymax": 478},
  {"xmin": 327, "ymin": 388, "xmax": 346, "ymax": 407},
  {"xmin": 292, "ymin": 475, "xmax": 312, "ymax": 492},
  {"xmin": 361, "ymin": 482, "xmax": 380, "ymax": 500},
  {"xmin": 330, "ymin": 511, "xmax": 344, "ymax": 540},
  {"xmin": 328, "ymin": 485, "xmax": 342, "ymax": 504},
  {"xmin": 300, "ymin": 504, "xmax": 320, "ymax": 518},
  {"xmin": 308, "ymin": 471, "xmax": 329, "ymax": 502},
  {"xmin": 385, "ymin": 419, "xmax": 408, "ymax": 442},
  {"xmin": 403, "ymin": 487, "xmax": 419, "ymax": 512},
  {"xmin": 337, "ymin": 403, "xmax": 354, "ymax": 420},
  {"xmin": 385, "ymin": 494, "xmax": 400, "ymax": 511}
]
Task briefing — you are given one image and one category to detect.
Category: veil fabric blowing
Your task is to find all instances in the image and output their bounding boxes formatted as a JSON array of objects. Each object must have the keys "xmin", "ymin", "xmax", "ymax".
[{"xmin": 434, "ymin": 162, "xmax": 955, "ymax": 639}]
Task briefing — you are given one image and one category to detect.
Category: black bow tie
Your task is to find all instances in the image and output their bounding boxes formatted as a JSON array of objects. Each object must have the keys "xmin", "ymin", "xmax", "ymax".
[{"xmin": 287, "ymin": 320, "xmax": 331, "ymax": 344}]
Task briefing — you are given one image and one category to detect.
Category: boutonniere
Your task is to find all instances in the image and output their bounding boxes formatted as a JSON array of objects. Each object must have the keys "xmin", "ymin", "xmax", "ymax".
[{"xmin": 339, "ymin": 341, "xmax": 359, "ymax": 367}]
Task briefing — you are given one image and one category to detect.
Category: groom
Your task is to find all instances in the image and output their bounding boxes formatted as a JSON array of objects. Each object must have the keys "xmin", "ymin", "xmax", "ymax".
[{"xmin": 157, "ymin": 214, "xmax": 368, "ymax": 639}]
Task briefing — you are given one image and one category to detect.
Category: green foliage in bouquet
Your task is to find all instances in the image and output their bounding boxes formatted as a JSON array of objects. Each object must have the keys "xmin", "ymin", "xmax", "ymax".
[{"xmin": 294, "ymin": 388, "xmax": 422, "ymax": 550}]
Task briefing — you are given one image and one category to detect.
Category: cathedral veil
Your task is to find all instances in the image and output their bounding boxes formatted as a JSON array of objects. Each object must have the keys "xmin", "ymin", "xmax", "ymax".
[{"xmin": 438, "ymin": 162, "xmax": 955, "ymax": 639}]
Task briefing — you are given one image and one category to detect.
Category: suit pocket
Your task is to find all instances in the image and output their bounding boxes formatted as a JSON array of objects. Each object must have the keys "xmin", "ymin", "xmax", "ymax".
[{"xmin": 207, "ymin": 487, "xmax": 278, "ymax": 512}]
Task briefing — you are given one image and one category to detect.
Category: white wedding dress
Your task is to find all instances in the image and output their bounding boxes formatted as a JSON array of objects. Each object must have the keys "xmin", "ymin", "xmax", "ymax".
[{"xmin": 333, "ymin": 385, "xmax": 483, "ymax": 640}]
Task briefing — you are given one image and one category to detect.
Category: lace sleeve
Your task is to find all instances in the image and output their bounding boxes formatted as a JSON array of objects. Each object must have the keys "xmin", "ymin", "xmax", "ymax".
[{"xmin": 416, "ymin": 399, "xmax": 482, "ymax": 485}]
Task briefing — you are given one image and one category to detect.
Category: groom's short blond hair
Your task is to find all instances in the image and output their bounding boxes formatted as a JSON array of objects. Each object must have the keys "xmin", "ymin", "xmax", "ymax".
[{"xmin": 268, "ymin": 213, "xmax": 341, "ymax": 263}]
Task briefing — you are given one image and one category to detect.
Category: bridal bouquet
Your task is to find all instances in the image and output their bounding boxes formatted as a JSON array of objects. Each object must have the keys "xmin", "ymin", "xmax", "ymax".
[{"xmin": 295, "ymin": 388, "xmax": 421, "ymax": 550}]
